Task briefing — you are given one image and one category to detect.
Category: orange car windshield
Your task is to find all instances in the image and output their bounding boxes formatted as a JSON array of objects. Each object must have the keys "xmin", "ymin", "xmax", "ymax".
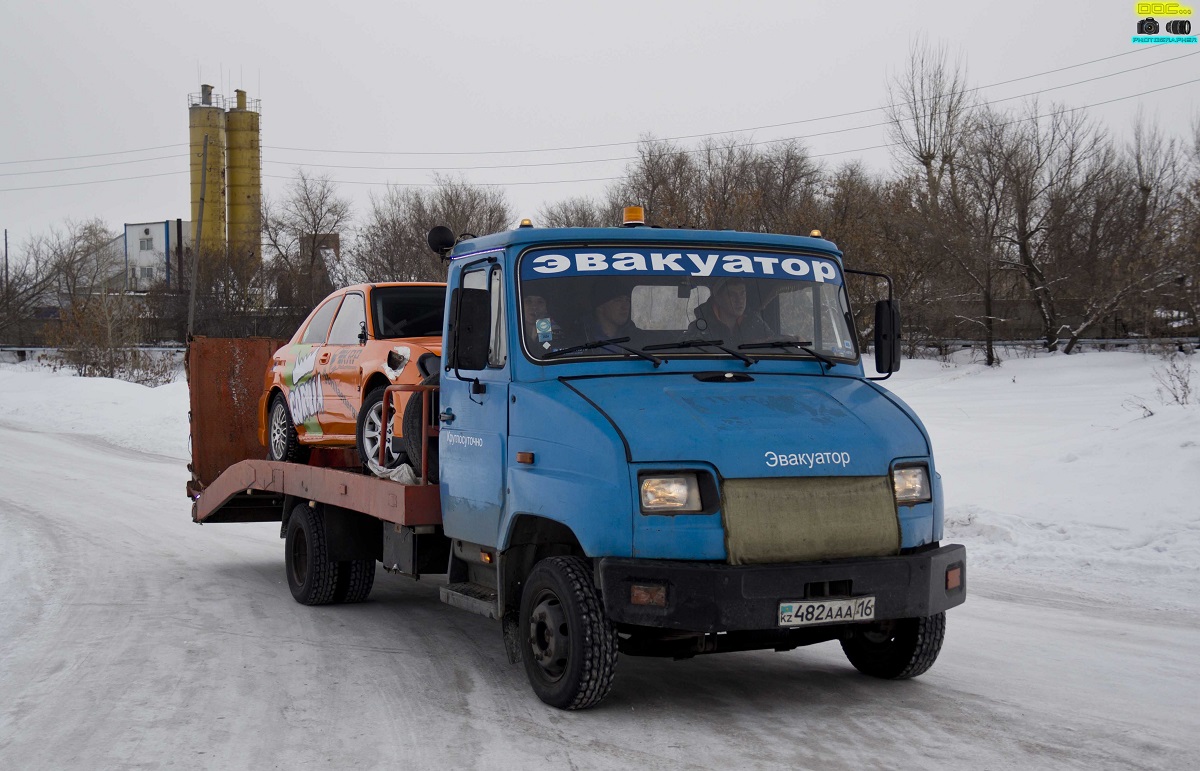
[{"xmin": 371, "ymin": 286, "xmax": 446, "ymax": 339}]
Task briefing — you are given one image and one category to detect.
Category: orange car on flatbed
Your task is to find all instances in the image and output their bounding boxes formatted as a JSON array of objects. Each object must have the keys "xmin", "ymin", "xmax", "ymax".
[{"xmin": 258, "ymin": 282, "xmax": 445, "ymax": 469}]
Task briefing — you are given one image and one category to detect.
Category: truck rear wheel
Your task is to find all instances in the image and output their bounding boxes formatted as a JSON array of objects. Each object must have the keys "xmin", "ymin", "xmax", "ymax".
[
  {"xmin": 840, "ymin": 612, "xmax": 946, "ymax": 679},
  {"xmin": 519, "ymin": 556, "xmax": 618, "ymax": 710},
  {"xmin": 284, "ymin": 504, "xmax": 339, "ymax": 605},
  {"xmin": 333, "ymin": 559, "xmax": 376, "ymax": 603}
]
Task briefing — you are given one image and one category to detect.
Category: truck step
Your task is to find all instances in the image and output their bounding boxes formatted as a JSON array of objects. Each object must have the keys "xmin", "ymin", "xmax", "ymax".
[{"xmin": 440, "ymin": 582, "xmax": 499, "ymax": 620}]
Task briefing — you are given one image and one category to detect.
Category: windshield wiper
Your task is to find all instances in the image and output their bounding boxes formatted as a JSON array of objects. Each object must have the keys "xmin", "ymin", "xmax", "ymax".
[
  {"xmin": 643, "ymin": 338, "xmax": 755, "ymax": 367},
  {"xmin": 543, "ymin": 336, "xmax": 664, "ymax": 367},
  {"xmin": 737, "ymin": 340, "xmax": 835, "ymax": 371}
]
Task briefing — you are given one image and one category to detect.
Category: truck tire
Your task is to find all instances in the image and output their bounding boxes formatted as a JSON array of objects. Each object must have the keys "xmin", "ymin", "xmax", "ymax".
[
  {"xmin": 519, "ymin": 556, "xmax": 618, "ymax": 710},
  {"xmin": 268, "ymin": 394, "xmax": 310, "ymax": 463},
  {"xmin": 402, "ymin": 373, "xmax": 439, "ymax": 482},
  {"xmin": 840, "ymin": 612, "xmax": 946, "ymax": 679},
  {"xmin": 333, "ymin": 559, "xmax": 376, "ymax": 603},
  {"xmin": 357, "ymin": 386, "xmax": 405, "ymax": 469},
  {"xmin": 284, "ymin": 504, "xmax": 339, "ymax": 605}
]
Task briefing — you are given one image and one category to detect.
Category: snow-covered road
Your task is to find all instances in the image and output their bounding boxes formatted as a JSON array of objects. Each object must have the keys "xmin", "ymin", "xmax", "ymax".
[{"xmin": 1, "ymin": 354, "xmax": 1198, "ymax": 769}]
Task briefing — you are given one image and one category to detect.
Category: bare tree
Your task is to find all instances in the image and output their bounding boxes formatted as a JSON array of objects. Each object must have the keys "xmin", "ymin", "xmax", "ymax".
[
  {"xmin": 997, "ymin": 103, "xmax": 1106, "ymax": 350},
  {"xmin": 347, "ymin": 175, "xmax": 512, "ymax": 283},
  {"xmin": 1056, "ymin": 116, "xmax": 1187, "ymax": 352},
  {"xmin": 610, "ymin": 137, "xmax": 699, "ymax": 226},
  {"xmin": 263, "ymin": 169, "xmax": 353, "ymax": 308},
  {"xmin": 605, "ymin": 137, "xmax": 820, "ymax": 232},
  {"xmin": 539, "ymin": 196, "xmax": 614, "ymax": 228},
  {"xmin": 885, "ymin": 37, "xmax": 972, "ymax": 209},
  {"xmin": 949, "ymin": 107, "xmax": 1019, "ymax": 364},
  {"xmin": 0, "ymin": 240, "xmax": 58, "ymax": 343}
]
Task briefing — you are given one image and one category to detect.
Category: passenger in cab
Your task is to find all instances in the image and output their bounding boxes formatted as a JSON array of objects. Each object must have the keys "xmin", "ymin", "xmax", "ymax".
[{"xmin": 586, "ymin": 282, "xmax": 640, "ymax": 341}]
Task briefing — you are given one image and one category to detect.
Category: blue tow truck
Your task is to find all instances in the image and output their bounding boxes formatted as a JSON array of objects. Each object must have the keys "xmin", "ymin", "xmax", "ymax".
[{"xmin": 189, "ymin": 208, "xmax": 966, "ymax": 710}]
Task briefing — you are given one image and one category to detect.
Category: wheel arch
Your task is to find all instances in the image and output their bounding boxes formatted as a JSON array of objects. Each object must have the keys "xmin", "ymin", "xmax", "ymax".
[
  {"xmin": 500, "ymin": 514, "xmax": 587, "ymax": 619},
  {"xmin": 361, "ymin": 370, "xmax": 392, "ymax": 401},
  {"xmin": 259, "ymin": 384, "xmax": 287, "ymax": 448}
]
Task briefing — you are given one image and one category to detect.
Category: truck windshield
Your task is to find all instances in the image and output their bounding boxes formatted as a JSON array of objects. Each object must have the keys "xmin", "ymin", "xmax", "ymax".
[{"xmin": 518, "ymin": 247, "xmax": 858, "ymax": 363}]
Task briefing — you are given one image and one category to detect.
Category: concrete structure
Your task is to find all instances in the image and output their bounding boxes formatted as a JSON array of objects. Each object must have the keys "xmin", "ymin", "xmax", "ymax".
[
  {"xmin": 226, "ymin": 89, "xmax": 262, "ymax": 276},
  {"xmin": 188, "ymin": 85, "xmax": 227, "ymax": 257},
  {"xmin": 186, "ymin": 85, "xmax": 262, "ymax": 277}
]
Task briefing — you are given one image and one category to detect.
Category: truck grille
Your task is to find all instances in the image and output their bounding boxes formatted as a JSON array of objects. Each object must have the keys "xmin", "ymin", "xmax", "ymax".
[{"xmin": 722, "ymin": 477, "xmax": 900, "ymax": 565}]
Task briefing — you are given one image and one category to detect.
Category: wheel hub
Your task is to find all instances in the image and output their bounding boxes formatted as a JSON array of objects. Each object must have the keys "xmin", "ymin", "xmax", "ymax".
[
  {"xmin": 290, "ymin": 528, "xmax": 308, "ymax": 585},
  {"xmin": 365, "ymin": 403, "xmax": 397, "ymax": 465},
  {"xmin": 270, "ymin": 404, "xmax": 288, "ymax": 458},
  {"xmin": 528, "ymin": 591, "xmax": 569, "ymax": 680}
]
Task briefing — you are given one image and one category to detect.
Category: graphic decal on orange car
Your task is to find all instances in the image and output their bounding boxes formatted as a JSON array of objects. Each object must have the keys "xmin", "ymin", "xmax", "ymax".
[{"xmin": 285, "ymin": 345, "xmax": 324, "ymax": 435}]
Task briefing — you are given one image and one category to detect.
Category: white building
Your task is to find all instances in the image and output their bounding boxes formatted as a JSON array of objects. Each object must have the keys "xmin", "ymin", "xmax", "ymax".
[{"xmin": 121, "ymin": 220, "xmax": 194, "ymax": 290}]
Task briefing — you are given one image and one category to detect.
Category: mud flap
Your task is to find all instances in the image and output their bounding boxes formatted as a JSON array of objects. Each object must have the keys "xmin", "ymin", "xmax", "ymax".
[{"xmin": 502, "ymin": 611, "xmax": 522, "ymax": 665}]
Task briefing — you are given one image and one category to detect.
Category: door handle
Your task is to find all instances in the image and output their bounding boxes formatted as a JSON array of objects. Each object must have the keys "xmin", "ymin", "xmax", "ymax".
[
  {"xmin": 318, "ymin": 353, "xmax": 331, "ymax": 364},
  {"xmin": 438, "ymin": 410, "xmax": 455, "ymax": 424}
]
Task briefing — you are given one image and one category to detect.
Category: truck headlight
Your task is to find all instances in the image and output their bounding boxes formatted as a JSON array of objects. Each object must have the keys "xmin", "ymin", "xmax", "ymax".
[
  {"xmin": 892, "ymin": 465, "xmax": 932, "ymax": 504},
  {"xmin": 640, "ymin": 473, "xmax": 702, "ymax": 513}
]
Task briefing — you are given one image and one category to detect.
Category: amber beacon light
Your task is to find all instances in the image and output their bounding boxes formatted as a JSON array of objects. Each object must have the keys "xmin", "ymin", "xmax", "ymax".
[{"xmin": 622, "ymin": 206, "xmax": 645, "ymax": 226}]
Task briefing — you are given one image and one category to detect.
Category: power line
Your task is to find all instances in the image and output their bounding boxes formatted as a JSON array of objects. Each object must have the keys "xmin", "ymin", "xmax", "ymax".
[
  {"xmin": 0, "ymin": 44, "xmax": 1181, "ymax": 171},
  {"xmin": 262, "ymin": 44, "xmax": 1176, "ymax": 158},
  {"xmin": 3, "ymin": 75, "xmax": 1196, "ymax": 194},
  {"xmin": 0, "ymin": 144, "xmax": 188, "ymax": 167},
  {"xmin": 258, "ymin": 50, "xmax": 1200, "ymax": 174},
  {"xmin": 262, "ymin": 77, "xmax": 1200, "ymax": 189},
  {"xmin": 6, "ymin": 45, "xmax": 1187, "ymax": 183},
  {"xmin": 0, "ymin": 153, "xmax": 190, "ymax": 178},
  {"xmin": 0, "ymin": 170, "xmax": 188, "ymax": 193}
]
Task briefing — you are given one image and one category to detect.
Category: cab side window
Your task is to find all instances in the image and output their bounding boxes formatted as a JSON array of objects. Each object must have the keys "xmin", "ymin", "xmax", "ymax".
[
  {"xmin": 327, "ymin": 293, "xmax": 366, "ymax": 345},
  {"xmin": 300, "ymin": 297, "xmax": 341, "ymax": 344},
  {"xmin": 462, "ymin": 267, "xmax": 507, "ymax": 368}
]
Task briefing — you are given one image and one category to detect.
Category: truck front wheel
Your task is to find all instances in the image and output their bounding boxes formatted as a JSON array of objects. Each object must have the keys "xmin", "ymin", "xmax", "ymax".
[
  {"xmin": 840, "ymin": 612, "xmax": 946, "ymax": 679},
  {"xmin": 284, "ymin": 504, "xmax": 339, "ymax": 605},
  {"xmin": 519, "ymin": 556, "xmax": 618, "ymax": 710}
]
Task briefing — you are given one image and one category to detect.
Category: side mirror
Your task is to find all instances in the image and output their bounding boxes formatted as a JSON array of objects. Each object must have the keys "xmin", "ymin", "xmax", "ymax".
[
  {"xmin": 874, "ymin": 299, "xmax": 901, "ymax": 374},
  {"xmin": 449, "ymin": 287, "xmax": 491, "ymax": 371},
  {"xmin": 358, "ymin": 320, "xmax": 368, "ymax": 346}
]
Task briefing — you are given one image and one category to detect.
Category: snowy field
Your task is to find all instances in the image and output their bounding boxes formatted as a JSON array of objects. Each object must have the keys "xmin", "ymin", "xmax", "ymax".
[{"xmin": 0, "ymin": 350, "xmax": 1197, "ymax": 769}]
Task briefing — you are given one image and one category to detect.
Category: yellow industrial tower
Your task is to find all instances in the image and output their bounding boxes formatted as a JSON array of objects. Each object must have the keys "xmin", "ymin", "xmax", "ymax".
[
  {"xmin": 225, "ymin": 89, "xmax": 262, "ymax": 278},
  {"xmin": 187, "ymin": 85, "xmax": 227, "ymax": 258}
]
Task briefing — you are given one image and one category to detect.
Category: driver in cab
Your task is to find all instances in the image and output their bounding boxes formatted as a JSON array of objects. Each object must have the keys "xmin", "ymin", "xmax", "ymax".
[{"xmin": 687, "ymin": 277, "xmax": 771, "ymax": 342}]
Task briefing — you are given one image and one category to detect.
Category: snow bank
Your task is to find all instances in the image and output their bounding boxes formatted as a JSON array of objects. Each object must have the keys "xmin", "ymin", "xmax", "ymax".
[
  {"xmin": 883, "ymin": 350, "xmax": 1200, "ymax": 616},
  {"xmin": 0, "ymin": 363, "xmax": 189, "ymax": 460}
]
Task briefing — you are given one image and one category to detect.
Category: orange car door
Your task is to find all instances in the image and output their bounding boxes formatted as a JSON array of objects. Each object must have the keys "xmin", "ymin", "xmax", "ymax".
[
  {"xmin": 319, "ymin": 291, "xmax": 367, "ymax": 440},
  {"xmin": 287, "ymin": 295, "xmax": 341, "ymax": 441}
]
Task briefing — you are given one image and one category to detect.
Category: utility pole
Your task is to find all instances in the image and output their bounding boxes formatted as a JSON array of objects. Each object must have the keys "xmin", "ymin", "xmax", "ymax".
[{"xmin": 187, "ymin": 134, "xmax": 209, "ymax": 340}]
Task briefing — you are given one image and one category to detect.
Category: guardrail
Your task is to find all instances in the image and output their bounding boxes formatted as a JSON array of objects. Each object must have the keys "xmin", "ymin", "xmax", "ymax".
[{"xmin": 934, "ymin": 338, "xmax": 1197, "ymax": 350}]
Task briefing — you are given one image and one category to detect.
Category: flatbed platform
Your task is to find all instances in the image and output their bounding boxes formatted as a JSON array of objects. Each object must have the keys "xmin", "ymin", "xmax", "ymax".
[{"xmin": 191, "ymin": 458, "xmax": 441, "ymax": 526}]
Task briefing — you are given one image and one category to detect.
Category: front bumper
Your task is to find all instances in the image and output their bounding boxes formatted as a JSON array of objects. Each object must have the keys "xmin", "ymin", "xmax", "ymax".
[{"xmin": 597, "ymin": 543, "xmax": 965, "ymax": 632}]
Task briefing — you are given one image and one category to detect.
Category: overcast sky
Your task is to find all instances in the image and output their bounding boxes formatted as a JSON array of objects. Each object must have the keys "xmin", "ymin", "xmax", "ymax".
[{"xmin": 1, "ymin": 0, "xmax": 1196, "ymax": 250}]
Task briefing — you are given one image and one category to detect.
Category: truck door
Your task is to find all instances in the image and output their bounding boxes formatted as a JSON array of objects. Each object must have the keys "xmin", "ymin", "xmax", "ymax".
[{"xmin": 439, "ymin": 262, "xmax": 510, "ymax": 548}]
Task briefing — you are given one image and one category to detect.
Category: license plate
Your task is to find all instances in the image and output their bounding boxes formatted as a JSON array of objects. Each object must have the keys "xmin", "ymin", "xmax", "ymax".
[{"xmin": 778, "ymin": 597, "xmax": 875, "ymax": 627}]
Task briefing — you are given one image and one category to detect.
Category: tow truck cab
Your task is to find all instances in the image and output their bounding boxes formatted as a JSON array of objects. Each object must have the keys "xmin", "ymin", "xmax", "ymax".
[{"xmin": 435, "ymin": 222, "xmax": 965, "ymax": 673}]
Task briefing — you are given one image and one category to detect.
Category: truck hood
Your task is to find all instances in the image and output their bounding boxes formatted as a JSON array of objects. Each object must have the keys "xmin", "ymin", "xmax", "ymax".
[{"xmin": 561, "ymin": 373, "xmax": 928, "ymax": 478}]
